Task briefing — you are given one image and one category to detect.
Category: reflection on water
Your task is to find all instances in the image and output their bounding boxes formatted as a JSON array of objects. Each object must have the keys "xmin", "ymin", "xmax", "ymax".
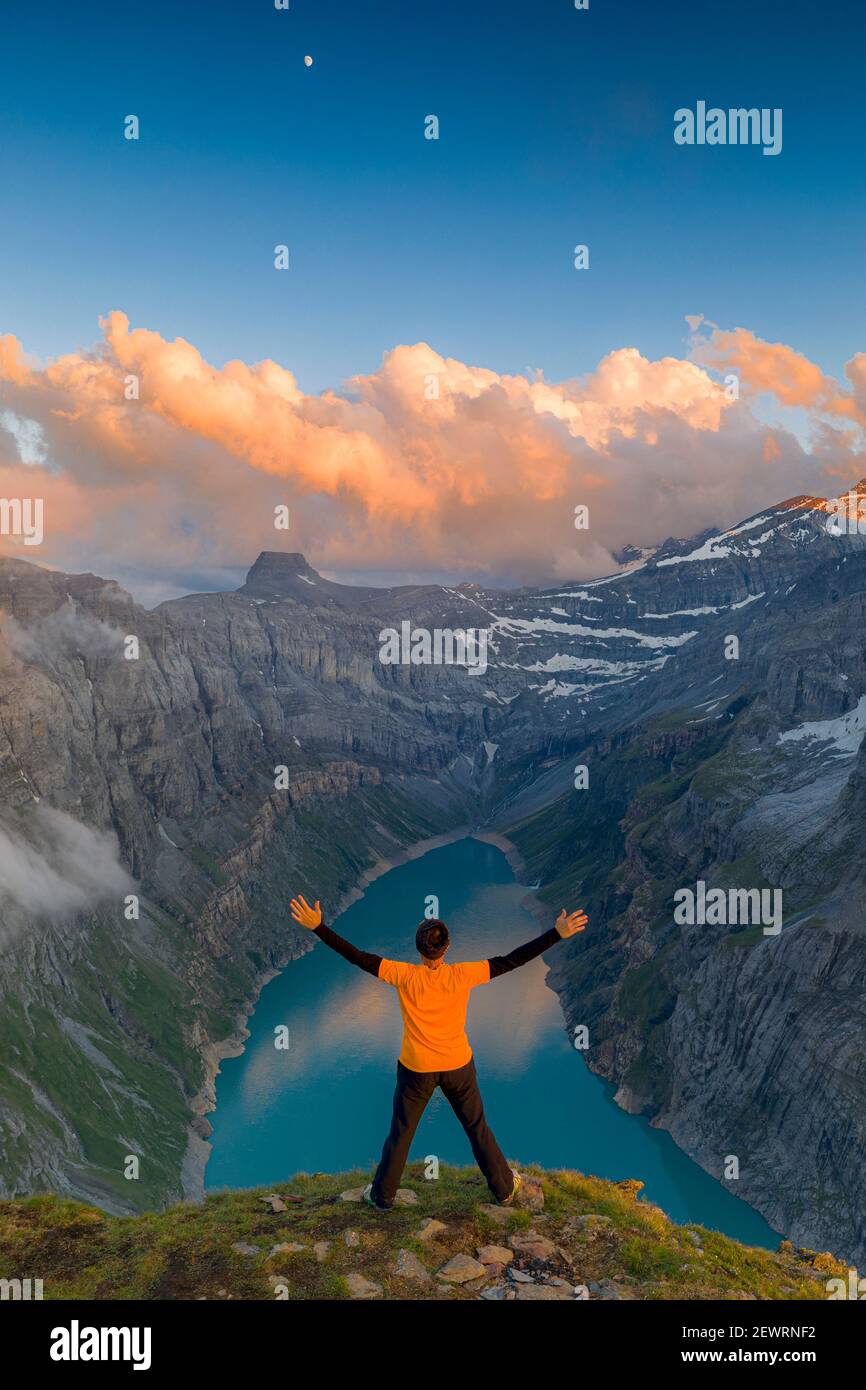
[{"xmin": 207, "ymin": 837, "xmax": 781, "ymax": 1250}]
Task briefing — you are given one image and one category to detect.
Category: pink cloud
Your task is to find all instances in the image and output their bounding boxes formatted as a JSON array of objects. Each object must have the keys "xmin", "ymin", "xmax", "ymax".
[{"xmin": 0, "ymin": 313, "xmax": 861, "ymax": 600}]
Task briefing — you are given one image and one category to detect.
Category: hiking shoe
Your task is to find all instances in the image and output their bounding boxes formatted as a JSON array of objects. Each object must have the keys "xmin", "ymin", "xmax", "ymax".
[
  {"xmin": 497, "ymin": 1170, "xmax": 522, "ymax": 1207},
  {"xmin": 362, "ymin": 1183, "xmax": 393, "ymax": 1212}
]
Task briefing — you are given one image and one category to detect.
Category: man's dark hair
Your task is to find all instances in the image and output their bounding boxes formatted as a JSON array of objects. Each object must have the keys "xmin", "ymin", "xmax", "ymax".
[{"xmin": 416, "ymin": 919, "xmax": 449, "ymax": 959}]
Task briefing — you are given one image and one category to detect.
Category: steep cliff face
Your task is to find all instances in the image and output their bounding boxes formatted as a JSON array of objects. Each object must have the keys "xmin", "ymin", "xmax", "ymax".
[
  {"xmin": 504, "ymin": 491, "xmax": 866, "ymax": 1262},
  {"xmin": 0, "ymin": 485, "xmax": 865, "ymax": 1260}
]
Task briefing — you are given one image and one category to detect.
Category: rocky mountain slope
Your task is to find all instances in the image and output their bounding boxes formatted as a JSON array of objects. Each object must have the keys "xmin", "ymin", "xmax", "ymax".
[
  {"xmin": 498, "ymin": 488, "xmax": 866, "ymax": 1262},
  {"xmin": 0, "ymin": 482, "xmax": 864, "ymax": 1262},
  {"xmin": 0, "ymin": 1164, "xmax": 844, "ymax": 1301}
]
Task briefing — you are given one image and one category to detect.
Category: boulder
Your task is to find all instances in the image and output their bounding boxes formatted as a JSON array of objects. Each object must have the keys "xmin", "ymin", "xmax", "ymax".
[
  {"xmin": 464, "ymin": 1275, "xmax": 490, "ymax": 1293},
  {"xmin": 477, "ymin": 1244, "xmax": 514, "ymax": 1266},
  {"xmin": 345, "ymin": 1272, "xmax": 382, "ymax": 1300},
  {"xmin": 478, "ymin": 1204, "xmax": 512, "ymax": 1225},
  {"xmin": 516, "ymin": 1283, "xmax": 573, "ymax": 1300},
  {"xmin": 437, "ymin": 1253, "xmax": 488, "ymax": 1283},
  {"xmin": 508, "ymin": 1230, "xmax": 558, "ymax": 1263},
  {"xmin": 394, "ymin": 1249, "xmax": 431, "ymax": 1282}
]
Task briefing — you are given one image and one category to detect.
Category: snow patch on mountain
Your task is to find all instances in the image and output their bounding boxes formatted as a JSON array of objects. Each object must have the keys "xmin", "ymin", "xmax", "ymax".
[
  {"xmin": 656, "ymin": 513, "xmax": 785, "ymax": 567},
  {"xmin": 523, "ymin": 653, "xmax": 668, "ymax": 676},
  {"xmin": 640, "ymin": 593, "xmax": 764, "ymax": 619},
  {"xmin": 491, "ymin": 614, "xmax": 698, "ymax": 649},
  {"xmin": 778, "ymin": 696, "xmax": 866, "ymax": 756}
]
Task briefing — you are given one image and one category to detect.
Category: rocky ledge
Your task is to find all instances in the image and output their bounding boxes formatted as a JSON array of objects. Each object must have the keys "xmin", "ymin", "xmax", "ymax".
[{"xmin": 0, "ymin": 1165, "xmax": 844, "ymax": 1302}]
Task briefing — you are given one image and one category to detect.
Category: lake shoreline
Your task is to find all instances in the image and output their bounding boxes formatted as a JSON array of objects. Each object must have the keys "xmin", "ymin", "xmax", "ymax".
[
  {"xmin": 182, "ymin": 952, "xmax": 308, "ymax": 1205},
  {"xmin": 331, "ymin": 823, "xmax": 551, "ymax": 927}
]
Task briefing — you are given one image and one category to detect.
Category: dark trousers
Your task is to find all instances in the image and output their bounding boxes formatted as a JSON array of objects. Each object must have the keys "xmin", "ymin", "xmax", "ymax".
[{"xmin": 371, "ymin": 1057, "xmax": 514, "ymax": 1205}]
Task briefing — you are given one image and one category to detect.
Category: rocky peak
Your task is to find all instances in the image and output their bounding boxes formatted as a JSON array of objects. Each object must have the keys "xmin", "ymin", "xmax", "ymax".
[{"xmin": 240, "ymin": 552, "xmax": 324, "ymax": 599}]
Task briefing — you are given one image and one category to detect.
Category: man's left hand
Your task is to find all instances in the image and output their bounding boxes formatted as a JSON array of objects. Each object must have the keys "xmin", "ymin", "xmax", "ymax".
[{"xmin": 555, "ymin": 907, "xmax": 588, "ymax": 938}]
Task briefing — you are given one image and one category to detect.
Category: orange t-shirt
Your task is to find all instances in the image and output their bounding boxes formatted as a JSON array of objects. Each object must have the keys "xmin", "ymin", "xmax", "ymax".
[{"xmin": 377, "ymin": 958, "xmax": 491, "ymax": 1072}]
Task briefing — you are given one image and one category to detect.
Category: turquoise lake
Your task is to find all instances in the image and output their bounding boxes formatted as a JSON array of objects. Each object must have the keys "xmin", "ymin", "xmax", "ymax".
[{"xmin": 206, "ymin": 836, "xmax": 780, "ymax": 1249}]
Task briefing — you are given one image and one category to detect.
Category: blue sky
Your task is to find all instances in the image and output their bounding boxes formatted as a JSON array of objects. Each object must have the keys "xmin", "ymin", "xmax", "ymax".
[
  {"xmin": 1, "ymin": 0, "xmax": 864, "ymax": 391},
  {"xmin": 1, "ymin": 0, "xmax": 864, "ymax": 603}
]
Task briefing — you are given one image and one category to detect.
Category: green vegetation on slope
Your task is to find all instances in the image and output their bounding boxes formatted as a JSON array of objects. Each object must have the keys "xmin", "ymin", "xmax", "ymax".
[{"xmin": 0, "ymin": 1166, "xmax": 842, "ymax": 1302}]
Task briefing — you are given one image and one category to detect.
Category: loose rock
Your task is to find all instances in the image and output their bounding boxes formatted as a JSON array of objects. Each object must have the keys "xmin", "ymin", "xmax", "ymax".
[
  {"xmin": 345, "ymin": 1272, "xmax": 382, "ymax": 1300},
  {"xmin": 478, "ymin": 1204, "xmax": 513, "ymax": 1225},
  {"xmin": 508, "ymin": 1230, "xmax": 557, "ymax": 1263},
  {"xmin": 260, "ymin": 1194, "xmax": 288, "ymax": 1213},
  {"xmin": 437, "ymin": 1253, "xmax": 487, "ymax": 1284},
  {"xmin": 477, "ymin": 1243, "xmax": 514, "ymax": 1266},
  {"xmin": 464, "ymin": 1275, "xmax": 489, "ymax": 1292},
  {"xmin": 395, "ymin": 1249, "xmax": 431, "ymax": 1282}
]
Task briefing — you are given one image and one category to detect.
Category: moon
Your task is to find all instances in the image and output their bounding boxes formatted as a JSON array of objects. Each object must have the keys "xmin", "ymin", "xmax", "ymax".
[{"xmin": 304, "ymin": 55, "xmax": 313, "ymax": 67}]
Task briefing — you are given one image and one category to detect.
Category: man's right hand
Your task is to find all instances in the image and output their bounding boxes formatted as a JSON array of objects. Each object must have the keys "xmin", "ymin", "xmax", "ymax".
[
  {"xmin": 555, "ymin": 908, "xmax": 588, "ymax": 938},
  {"xmin": 290, "ymin": 895, "xmax": 323, "ymax": 930}
]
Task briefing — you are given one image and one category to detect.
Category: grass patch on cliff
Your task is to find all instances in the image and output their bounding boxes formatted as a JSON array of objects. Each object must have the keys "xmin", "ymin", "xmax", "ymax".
[
  {"xmin": 618, "ymin": 953, "xmax": 677, "ymax": 1029},
  {"xmin": 0, "ymin": 924, "xmax": 196, "ymax": 1212},
  {"xmin": 0, "ymin": 1165, "xmax": 841, "ymax": 1302}
]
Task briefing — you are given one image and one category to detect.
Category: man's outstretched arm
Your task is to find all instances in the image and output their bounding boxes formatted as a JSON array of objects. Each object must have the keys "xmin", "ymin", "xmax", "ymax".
[
  {"xmin": 487, "ymin": 907, "xmax": 587, "ymax": 979},
  {"xmin": 290, "ymin": 894, "xmax": 382, "ymax": 978}
]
